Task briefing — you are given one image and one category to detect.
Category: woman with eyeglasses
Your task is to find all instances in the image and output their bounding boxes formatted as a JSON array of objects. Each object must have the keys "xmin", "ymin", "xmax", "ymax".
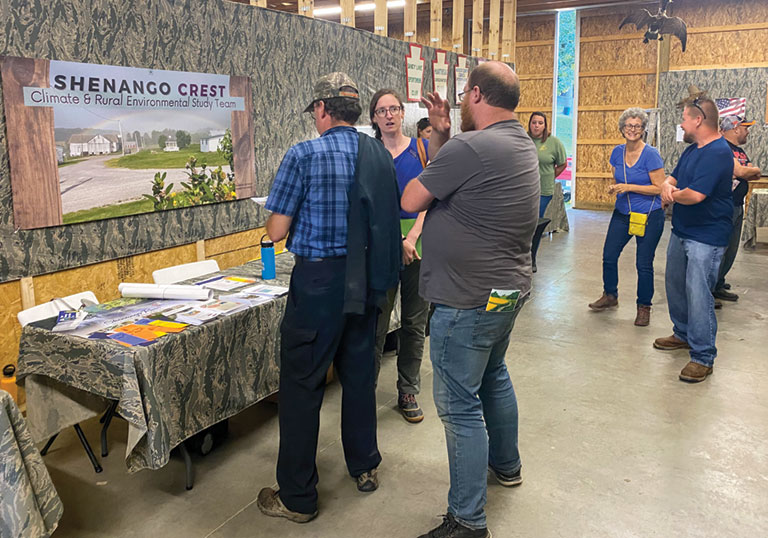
[
  {"xmin": 368, "ymin": 89, "xmax": 429, "ymax": 423},
  {"xmin": 528, "ymin": 112, "xmax": 567, "ymax": 217},
  {"xmin": 588, "ymin": 107, "xmax": 665, "ymax": 327}
]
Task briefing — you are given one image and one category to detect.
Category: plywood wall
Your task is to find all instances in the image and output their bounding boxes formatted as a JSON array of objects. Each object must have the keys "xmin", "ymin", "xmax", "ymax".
[
  {"xmin": 669, "ymin": 0, "xmax": 768, "ymax": 69},
  {"xmin": 516, "ymin": 14, "xmax": 556, "ymax": 125},
  {"xmin": 574, "ymin": 8, "xmax": 659, "ymax": 210}
]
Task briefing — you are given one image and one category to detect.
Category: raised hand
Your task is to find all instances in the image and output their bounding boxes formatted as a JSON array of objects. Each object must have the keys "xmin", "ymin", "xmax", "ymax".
[{"xmin": 420, "ymin": 91, "xmax": 451, "ymax": 136}]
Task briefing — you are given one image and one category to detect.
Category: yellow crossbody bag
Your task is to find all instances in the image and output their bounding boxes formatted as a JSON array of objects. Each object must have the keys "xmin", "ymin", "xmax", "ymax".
[{"xmin": 623, "ymin": 148, "xmax": 655, "ymax": 238}]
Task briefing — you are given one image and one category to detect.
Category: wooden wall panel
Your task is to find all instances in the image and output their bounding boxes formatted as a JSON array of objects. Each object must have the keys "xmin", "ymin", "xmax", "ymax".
[
  {"xmin": 33, "ymin": 244, "xmax": 197, "ymax": 304},
  {"xmin": 577, "ymin": 144, "xmax": 614, "ymax": 175},
  {"xmin": 574, "ymin": 178, "xmax": 616, "ymax": 208},
  {"xmin": 669, "ymin": 30, "xmax": 768, "ymax": 68},
  {"xmin": 517, "ymin": 15, "xmax": 555, "ymax": 41},
  {"xmin": 579, "ymin": 11, "xmax": 634, "ymax": 38},
  {"xmin": 578, "ymin": 111, "xmax": 621, "ymax": 140},
  {"xmin": 673, "ymin": 0, "xmax": 768, "ymax": 28},
  {"xmin": 578, "ymin": 75, "xmax": 657, "ymax": 107},
  {"xmin": 515, "ymin": 45, "xmax": 555, "ymax": 75},
  {"xmin": 0, "ymin": 280, "xmax": 22, "ymax": 377},
  {"xmin": 579, "ymin": 41, "xmax": 658, "ymax": 73},
  {"xmin": 209, "ymin": 247, "xmax": 262, "ymax": 270},
  {"xmin": 518, "ymin": 79, "xmax": 553, "ymax": 110}
]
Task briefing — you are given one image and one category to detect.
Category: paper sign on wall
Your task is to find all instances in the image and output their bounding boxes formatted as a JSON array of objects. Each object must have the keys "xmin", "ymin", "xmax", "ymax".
[
  {"xmin": 432, "ymin": 50, "xmax": 449, "ymax": 100},
  {"xmin": 405, "ymin": 44, "xmax": 425, "ymax": 102},
  {"xmin": 676, "ymin": 124, "xmax": 684, "ymax": 142},
  {"xmin": 454, "ymin": 55, "xmax": 469, "ymax": 105}
]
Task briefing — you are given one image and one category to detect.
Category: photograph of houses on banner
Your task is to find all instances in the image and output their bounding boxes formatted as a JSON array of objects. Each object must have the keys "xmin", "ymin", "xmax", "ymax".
[{"xmin": 1, "ymin": 57, "xmax": 254, "ymax": 227}]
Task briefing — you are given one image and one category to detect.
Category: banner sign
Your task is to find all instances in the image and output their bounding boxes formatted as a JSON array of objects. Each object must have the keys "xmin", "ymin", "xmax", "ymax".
[
  {"xmin": 432, "ymin": 50, "xmax": 450, "ymax": 100},
  {"xmin": 405, "ymin": 44, "xmax": 425, "ymax": 102},
  {"xmin": 0, "ymin": 56, "xmax": 255, "ymax": 229},
  {"xmin": 24, "ymin": 61, "xmax": 245, "ymax": 112},
  {"xmin": 454, "ymin": 55, "xmax": 469, "ymax": 105}
]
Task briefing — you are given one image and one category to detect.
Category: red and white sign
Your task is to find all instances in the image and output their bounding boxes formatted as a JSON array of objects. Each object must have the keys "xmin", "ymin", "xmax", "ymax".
[
  {"xmin": 405, "ymin": 44, "xmax": 425, "ymax": 102},
  {"xmin": 454, "ymin": 55, "xmax": 469, "ymax": 105},
  {"xmin": 432, "ymin": 50, "xmax": 450, "ymax": 100}
]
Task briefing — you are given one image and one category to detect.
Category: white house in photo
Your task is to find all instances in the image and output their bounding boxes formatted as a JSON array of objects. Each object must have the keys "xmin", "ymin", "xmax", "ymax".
[
  {"xmin": 67, "ymin": 134, "xmax": 113, "ymax": 156},
  {"xmin": 199, "ymin": 131, "xmax": 226, "ymax": 152},
  {"xmin": 55, "ymin": 145, "xmax": 64, "ymax": 163},
  {"xmin": 164, "ymin": 138, "xmax": 179, "ymax": 152},
  {"xmin": 103, "ymin": 134, "xmax": 121, "ymax": 153}
]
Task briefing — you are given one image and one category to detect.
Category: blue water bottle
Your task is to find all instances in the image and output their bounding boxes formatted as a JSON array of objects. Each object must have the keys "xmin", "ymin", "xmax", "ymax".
[{"xmin": 261, "ymin": 234, "xmax": 276, "ymax": 280}]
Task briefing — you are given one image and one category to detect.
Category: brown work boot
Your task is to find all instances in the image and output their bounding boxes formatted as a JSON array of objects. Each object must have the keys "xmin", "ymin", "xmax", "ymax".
[
  {"xmin": 634, "ymin": 305, "xmax": 651, "ymax": 327},
  {"xmin": 653, "ymin": 334, "xmax": 690, "ymax": 350},
  {"xmin": 679, "ymin": 361, "xmax": 713, "ymax": 383},
  {"xmin": 588, "ymin": 293, "xmax": 618, "ymax": 311},
  {"xmin": 257, "ymin": 487, "xmax": 318, "ymax": 523}
]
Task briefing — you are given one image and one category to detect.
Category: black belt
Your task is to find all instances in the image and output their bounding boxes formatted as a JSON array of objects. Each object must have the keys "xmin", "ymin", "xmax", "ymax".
[{"xmin": 294, "ymin": 255, "xmax": 346, "ymax": 263}]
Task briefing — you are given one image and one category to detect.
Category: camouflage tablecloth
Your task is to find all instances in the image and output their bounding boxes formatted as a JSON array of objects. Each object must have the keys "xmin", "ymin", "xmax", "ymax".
[
  {"xmin": 0, "ymin": 389, "xmax": 63, "ymax": 538},
  {"xmin": 17, "ymin": 255, "xmax": 294, "ymax": 473},
  {"xmin": 743, "ymin": 189, "xmax": 768, "ymax": 248},
  {"xmin": 543, "ymin": 181, "xmax": 570, "ymax": 234}
]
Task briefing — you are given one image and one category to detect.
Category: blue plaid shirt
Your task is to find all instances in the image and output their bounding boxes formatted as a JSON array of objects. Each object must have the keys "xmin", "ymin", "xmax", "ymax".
[{"xmin": 265, "ymin": 126, "xmax": 359, "ymax": 257}]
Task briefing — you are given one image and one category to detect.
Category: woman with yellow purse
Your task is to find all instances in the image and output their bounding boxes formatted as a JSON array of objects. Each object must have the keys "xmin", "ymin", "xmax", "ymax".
[{"xmin": 588, "ymin": 108, "xmax": 666, "ymax": 326}]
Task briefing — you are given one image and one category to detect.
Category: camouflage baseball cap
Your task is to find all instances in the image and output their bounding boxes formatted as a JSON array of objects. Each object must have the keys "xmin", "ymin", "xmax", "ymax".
[{"xmin": 303, "ymin": 72, "xmax": 360, "ymax": 113}]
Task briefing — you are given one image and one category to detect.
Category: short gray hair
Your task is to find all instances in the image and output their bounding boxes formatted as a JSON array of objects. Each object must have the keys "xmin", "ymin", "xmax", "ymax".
[{"xmin": 618, "ymin": 107, "xmax": 648, "ymax": 132}]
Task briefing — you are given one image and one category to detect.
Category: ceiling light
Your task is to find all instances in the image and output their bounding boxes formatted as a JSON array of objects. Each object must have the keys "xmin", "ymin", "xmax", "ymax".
[{"xmin": 314, "ymin": 0, "xmax": 406, "ymax": 17}]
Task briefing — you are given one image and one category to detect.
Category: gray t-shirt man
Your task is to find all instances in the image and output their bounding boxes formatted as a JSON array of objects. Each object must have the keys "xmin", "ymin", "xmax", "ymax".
[{"xmin": 418, "ymin": 119, "xmax": 540, "ymax": 309}]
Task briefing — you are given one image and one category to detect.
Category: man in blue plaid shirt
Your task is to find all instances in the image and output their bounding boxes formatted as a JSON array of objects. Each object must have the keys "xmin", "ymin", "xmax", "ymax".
[{"xmin": 257, "ymin": 73, "xmax": 385, "ymax": 524}]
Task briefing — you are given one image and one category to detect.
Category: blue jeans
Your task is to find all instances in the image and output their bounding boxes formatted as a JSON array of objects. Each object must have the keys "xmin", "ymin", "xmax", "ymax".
[
  {"xmin": 602, "ymin": 209, "xmax": 664, "ymax": 305},
  {"xmin": 715, "ymin": 205, "xmax": 744, "ymax": 291},
  {"xmin": 539, "ymin": 195, "xmax": 552, "ymax": 218},
  {"xmin": 430, "ymin": 302, "xmax": 524, "ymax": 530},
  {"xmin": 665, "ymin": 233, "xmax": 725, "ymax": 367}
]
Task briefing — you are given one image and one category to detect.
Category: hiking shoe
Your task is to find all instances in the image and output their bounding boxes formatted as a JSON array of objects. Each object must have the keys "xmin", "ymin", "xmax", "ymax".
[
  {"xmin": 653, "ymin": 335, "xmax": 690, "ymax": 350},
  {"xmin": 588, "ymin": 293, "xmax": 618, "ymax": 311},
  {"xmin": 679, "ymin": 361, "xmax": 713, "ymax": 383},
  {"xmin": 256, "ymin": 487, "xmax": 317, "ymax": 523},
  {"xmin": 356, "ymin": 468, "xmax": 378, "ymax": 492},
  {"xmin": 634, "ymin": 305, "xmax": 651, "ymax": 327},
  {"xmin": 489, "ymin": 465, "xmax": 523, "ymax": 487},
  {"xmin": 398, "ymin": 392, "xmax": 424, "ymax": 423},
  {"xmin": 417, "ymin": 514, "xmax": 491, "ymax": 538},
  {"xmin": 713, "ymin": 288, "xmax": 738, "ymax": 301}
]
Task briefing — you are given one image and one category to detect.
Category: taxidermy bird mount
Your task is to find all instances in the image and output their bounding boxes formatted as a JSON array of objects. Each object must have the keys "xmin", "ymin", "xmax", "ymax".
[{"xmin": 619, "ymin": 0, "xmax": 688, "ymax": 52}]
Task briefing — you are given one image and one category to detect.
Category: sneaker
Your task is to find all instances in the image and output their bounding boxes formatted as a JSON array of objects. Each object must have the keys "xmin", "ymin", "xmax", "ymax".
[
  {"xmin": 588, "ymin": 293, "xmax": 618, "ymax": 311},
  {"xmin": 488, "ymin": 465, "xmax": 523, "ymax": 487},
  {"xmin": 713, "ymin": 288, "xmax": 738, "ymax": 301},
  {"xmin": 634, "ymin": 305, "xmax": 651, "ymax": 327},
  {"xmin": 356, "ymin": 468, "xmax": 378, "ymax": 492},
  {"xmin": 652, "ymin": 335, "xmax": 690, "ymax": 350},
  {"xmin": 256, "ymin": 487, "xmax": 317, "ymax": 523},
  {"xmin": 417, "ymin": 514, "xmax": 491, "ymax": 538},
  {"xmin": 679, "ymin": 361, "xmax": 713, "ymax": 383},
  {"xmin": 398, "ymin": 392, "xmax": 424, "ymax": 423}
]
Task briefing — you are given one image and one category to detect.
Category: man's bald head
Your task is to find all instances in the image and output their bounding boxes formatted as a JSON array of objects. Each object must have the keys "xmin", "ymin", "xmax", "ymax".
[{"xmin": 467, "ymin": 61, "xmax": 520, "ymax": 111}]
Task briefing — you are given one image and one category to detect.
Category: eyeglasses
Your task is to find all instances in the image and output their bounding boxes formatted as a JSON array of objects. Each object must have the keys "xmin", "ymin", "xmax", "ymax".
[
  {"xmin": 374, "ymin": 105, "xmax": 403, "ymax": 117},
  {"xmin": 623, "ymin": 124, "xmax": 644, "ymax": 131},
  {"xmin": 458, "ymin": 85, "xmax": 482, "ymax": 103},
  {"xmin": 691, "ymin": 97, "xmax": 707, "ymax": 120}
]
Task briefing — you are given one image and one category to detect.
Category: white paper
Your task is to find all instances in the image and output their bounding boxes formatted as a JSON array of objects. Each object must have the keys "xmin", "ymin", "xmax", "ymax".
[
  {"xmin": 251, "ymin": 196, "xmax": 268, "ymax": 206},
  {"xmin": 118, "ymin": 283, "xmax": 212, "ymax": 301},
  {"xmin": 676, "ymin": 124, "xmax": 685, "ymax": 142},
  {"xmin": 240, "ymin": 284, "xmax": 289, "ymax": 297},
  {"xmin": 203, "ymin": 276, "xmax": 255, "ymax": 292}
]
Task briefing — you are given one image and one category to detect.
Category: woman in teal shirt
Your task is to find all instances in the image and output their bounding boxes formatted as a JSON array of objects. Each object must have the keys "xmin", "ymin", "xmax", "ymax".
[{"xmin": 528, "ymin": 112, "xmax": 567, "ymax": 217}]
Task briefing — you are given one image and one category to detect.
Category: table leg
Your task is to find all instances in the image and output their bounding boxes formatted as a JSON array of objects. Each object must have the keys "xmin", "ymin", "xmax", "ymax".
[
  {"xmin": 179, "ymin": 441, "xmax": 194, "ymax": 490},
  {"xmin": 100, "ymin": 400, "xmax": 119, "ymax": 457},
  {"xmin": 73, "ymin": 424, "xmax": 103, "ymax": 473}
]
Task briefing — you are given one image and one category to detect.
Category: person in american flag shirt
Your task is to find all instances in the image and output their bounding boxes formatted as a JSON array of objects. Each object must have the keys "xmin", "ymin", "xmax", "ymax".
[{"xmin": 713, "ymin": 115, "xmax": 762, "ymax": 304}]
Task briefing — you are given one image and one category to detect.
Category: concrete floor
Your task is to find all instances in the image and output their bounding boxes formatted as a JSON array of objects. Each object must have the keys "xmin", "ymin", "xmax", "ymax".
[{"xmin": 41, "ymin": 209, "xmax": 768, "ymax": 538}]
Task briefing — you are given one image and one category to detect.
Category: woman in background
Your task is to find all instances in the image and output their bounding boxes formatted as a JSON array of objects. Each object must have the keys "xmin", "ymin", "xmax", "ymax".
[
  {"xmin": 588, "ymin": 107, "xmax": 665, "ymax": 327},
  {"xmin": 369, "ymin": 89, "xmax": 429, "ymax": 424},
  {"xmin": 416, "ymin": 117, "xmax": 432, "ymax": 140},
  {"xmin": 528, "ymin": 112, "xmax": 567, "ymax": 217}
]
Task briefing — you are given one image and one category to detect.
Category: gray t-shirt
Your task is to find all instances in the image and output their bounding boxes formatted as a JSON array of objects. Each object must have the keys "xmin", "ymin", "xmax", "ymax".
[{"xmin": 418, "ymin": 119, "xmax": 540, "ymax": 309}]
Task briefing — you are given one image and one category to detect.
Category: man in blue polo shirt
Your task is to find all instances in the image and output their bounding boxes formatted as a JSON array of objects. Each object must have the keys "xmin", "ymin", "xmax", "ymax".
[
  {"xmin": 653, "ymin": 95, "xmax": 734, "ymax": 383},
  {"xmin": 257, "ymin": 73, "xmax": 399, "ymax": 523}
]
